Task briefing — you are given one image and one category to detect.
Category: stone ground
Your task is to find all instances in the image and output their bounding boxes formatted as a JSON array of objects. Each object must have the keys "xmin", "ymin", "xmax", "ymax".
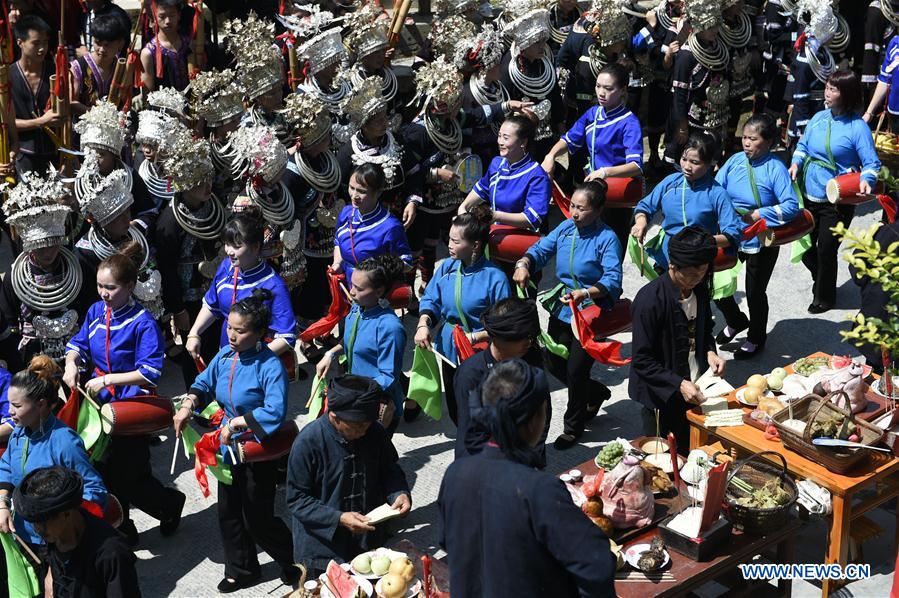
[{"xmin": 51, "ymin": 199, "xmax": 885, "ymax": 597}]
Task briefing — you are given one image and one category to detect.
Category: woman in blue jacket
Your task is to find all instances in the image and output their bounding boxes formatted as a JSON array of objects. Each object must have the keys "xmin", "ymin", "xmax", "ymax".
[
  {"xmin": 414, "ymin": 205, "xmax": 511, "ymax": 423},
  {"xmin": 0, "ymin": 356, "xmax": 107, "ymax": 559},
  {"xmin": 715, "ymin": 114, "xmax": 800, "ymax": 359},
  {"xmin": 174, "ymin": 288, "xmax": 296, "ymax": 593},
  {"xmin": 514, "ymin": 181, "xmax": 623, "ymax": 450},
  {"xmin": 316, "ymin": 255, "xmax": 407, "ymax": 436},
  {"xmin": 789, "ymin": 69, "xmax": 881, "ymax": 313}
]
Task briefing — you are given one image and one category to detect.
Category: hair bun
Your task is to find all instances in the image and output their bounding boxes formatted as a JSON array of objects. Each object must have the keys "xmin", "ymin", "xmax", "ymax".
[
  {"xmin": 250, "ymin": 288, "xmax": 274, "ymax": 303},
  {"xmin": 467, "ymin": 203, "xmax": 493, "ymax": 225},
  {"xmin": 27, "ymin": 354, "xmax": 61, "ymax": 387}
]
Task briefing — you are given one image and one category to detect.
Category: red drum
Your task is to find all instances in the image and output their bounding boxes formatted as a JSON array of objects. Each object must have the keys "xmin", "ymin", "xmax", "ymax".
[
  {"xmin": 582, "ymin": 298, "xmax": 633, "ymax": 338},
  {"xmin": 761, "ymin": 209, "xmax": 815, "ymax": 247},
  {"xmin": 236, "ymin": 421, "xmax": 299, "ymax": 464},
  {"xmin": 714, "ymin": 248, "xmax": 737, "ymax": 272},
  {"xmin": 604, "ymin": 177, "xmax": 645, "ymax": 209},
  {"xmin": 488, "ymin": 224, "xmax": 541, "ymax": 264},
  {"xmin": 387, "ymin": 282, "xmax": 414, "ymax": 309},
  {"xmin": 99, "ymin": 395, "xmax": 174, "ymax": 436},
  {"xmin": 104, "ymin": 494, "xmax": 124, "ymax": 529},
  {"xmin": 280, "ymin": 349, "xmax": 298, "ymax": 382},
  {"xmin": 826, "ymin": 173, "xmax": 884, "ymax": 205}
]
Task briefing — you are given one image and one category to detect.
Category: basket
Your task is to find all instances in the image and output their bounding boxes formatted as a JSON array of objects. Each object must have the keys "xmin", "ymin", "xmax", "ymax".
[
  {"xmin": 770, "ymin": 392, "xmax": 885, "ymax": 474},
  {"xmin": 874, "ymin": 107, "xmax": 899, "ymax": 172},
  {"xmin": 723, "ymin": 451, "xmax": 798, "ymax": 534}
]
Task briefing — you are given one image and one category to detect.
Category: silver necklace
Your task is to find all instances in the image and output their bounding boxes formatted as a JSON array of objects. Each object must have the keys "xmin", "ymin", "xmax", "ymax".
[
  {"xmin": 352, "ymin": 66, "xmax": 397, "ymax": 104},
  {"xmin": 306, "ymin": 76, "xmax": 352, "ymax": 113},
  {"xmin": 688, "ymin": 34, "xmax": 729, "ymax": 71},
  {"xmin": 248, "ymin": 181, "xmax": 295, "ymax": 226},
  {"xmin": 827, "ymin": 14, "xmax": 850, "ymax": 54},
  {"xmin": 138, "ymin": 160, "xmax": 175, "ymax": 202},
  {"xmin": 424, "ymin": 111, "xmax": 462, "ymax": 155},
  {"xmin": 719, "ymin": 12, "xmax": 752, "ymax": 48},
  {"xmin": 75, "ymin": 162, "xmax": 134, "ymax": 204},
  {"xmin": 295, "ymin": 150, "xmax": 341, "ymax": 194},
  {"xmin": 88, "ymin": 225, "xmax": 150, "ymax": 270},
  {"xmin": 806, "ymin": 44, "xmax": 835, "ymax": 83},
  {"xmin": 470, "ymin": 74, "xmax": 508, "ymax": 106},
  {"xmin": 508, "ymin": 44, "xmax": 556, "ymax": 99},
  {"xmin": 11, "ymin": 249, "xmax": 82, "ymax": 312},
  {"xmin": 351, "ymin": 132, "xmax": 403, "ymax": 187},
  {"xmin": 173, "ymin": 194, "xmax": 226, "ymax": 240},
  {"xmin": 210, "ymin": 136, "xmax": 242, "ymax": 178}
]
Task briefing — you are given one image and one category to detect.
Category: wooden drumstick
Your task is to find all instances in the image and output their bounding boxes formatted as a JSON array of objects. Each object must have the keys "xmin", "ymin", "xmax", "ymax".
[
  {"xmin": 432, "ymin": 348, "xmax": 457, "ymax": 369},
  {"xmin": 14, "ymin": 533, "xmax": 41, "ymax": 565},
  {"xmin": 169, "ymin": 435, "xmax": 180, "ymax": 476}
]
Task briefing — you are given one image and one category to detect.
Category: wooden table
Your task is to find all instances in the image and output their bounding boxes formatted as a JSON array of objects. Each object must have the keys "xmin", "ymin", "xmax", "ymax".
[
  {"xmin": 566, "ymin": 455, "xmax": 801, "ymax": 597},
  {"xmin": 686, "ymin": 353, "xmax": 899, "ymax": 597},
  {"xmin": 388, "ymin": 539, "xmax": 450, "ymax": 594}
]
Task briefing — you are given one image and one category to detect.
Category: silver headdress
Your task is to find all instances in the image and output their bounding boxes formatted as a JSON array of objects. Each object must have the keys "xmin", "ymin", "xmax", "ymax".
[
  {"xmin": 685, "ymin": 0, "xmax": 723, "ymax": 32},
  {"xmin": 340, "ymin": 75, "xmax": 388, "ymax": 130},
  {"xmin": 160, "ymin": 128, "xmax": 214, "ymax": 192},
  {"xmin": 77, "ymin": 169, "xmax": 134, "ymax": 227},
  {"xmin": 589, "ymin": 0, "xmax": 632, "ymax": 47},
  {"xmin": 1, "ymin": 169, "xmax": 70, "ymax": 251},
  {"xmin": 454, "ymin": 24, "xmax": 505, "ymax": 73},
  {"xmin": 344, "ymin": 2, "xmax": 390, "ymax": 60},
  {"xmin": 430, "ymin": 16, "xmax": 478, "ymax": 58},
  {"xmin": 276, "ymin": 5, "xmax": 338, "ymax": 39},
  {"xmin": 299, "ymin": 28, "xmax": 347, "ymax": 76},
  {"xmin": 415, "ymin": 55, "xmax": 464, "ymax": 109},
  {"xmin": 224, "ymin": 12, "xmax": 283, "ymax": 99},
  {"xmin": 281, "ymin": 92, "xmax": 331, "ymax": 147},
  {"xmin": 147, "ymin": 86, "xmax": 186, "ymax": 116},
  {"xmin": 135, "ymin": 109, "xmax": 177, "ymax": 147},
  {"xmin": 435, "ymin": 0, "xmax": 480, "ymax": 15},
  {"xmin": 75, "ymin": 102, "xmax": 129, "ymax": 154},
  {"xmin": 188, "ymin": 68, "xmax": 246, "ymax": 127},
  {"xmin": 506, "ymin": 8, "xmax": 552, "ymax": 50},
  {"xmin": 230, "ymin": 125, "xmax": 289, "ymax": 186}
]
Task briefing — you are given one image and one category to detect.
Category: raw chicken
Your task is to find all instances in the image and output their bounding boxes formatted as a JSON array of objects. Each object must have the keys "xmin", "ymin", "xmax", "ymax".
[
  {"xmin": 600, "ymin": 455, "xmax": 655, "ymax": 529},
  {"xmin": 825, "ymin": 363, "xmax": 868, "ymax": 414}
]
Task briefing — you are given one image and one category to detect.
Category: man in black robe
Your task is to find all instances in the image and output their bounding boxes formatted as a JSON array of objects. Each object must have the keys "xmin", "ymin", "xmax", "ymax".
[
  {"xmin": 14, "ymin": 466, "xmax": 141, "ymax": 598},
  {"xmin": 439, "ymin": 359, "xmax": 616, "ymax": 597},
  {"xmin": 628, "ymin": 226, "xmax": 726, "ymax": 452},
  {"xmin": 286, "ymin": 375, "xmax": 411, "ymax": 577}
]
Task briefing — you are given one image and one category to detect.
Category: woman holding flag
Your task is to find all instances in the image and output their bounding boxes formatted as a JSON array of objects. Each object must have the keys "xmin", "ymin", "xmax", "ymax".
[
  {"xmin": 513, "ymin": 181, "xmax": 624, "ymax": 450},
  {"xmin": 173, "ymin": 288, "xmax": 297, "ymax": 594},
  {"xmin": 413, "ymin": 206, "xmax": 511, "ymax": 424},
  {"xmin": 316, "ymin": 255, "xmax": 407, "ymax": 436},
  {"xmin": 713, "ymin": 114, "xmax": 799, "ymax": 359},
  {"xmin": 0, "ymin": 356, "xmax": 107, "ymax": 568},
  {"xmin": 63, "ymin": 249, "xmax": 185, "ymax": 546}
]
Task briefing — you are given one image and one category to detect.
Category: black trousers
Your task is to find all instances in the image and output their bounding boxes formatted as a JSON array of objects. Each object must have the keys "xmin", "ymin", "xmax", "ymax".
[
  {"xmin": 294, "ymin": 256, "xmax": 332, "ymax": 321},
  {"xmin": 714, "ymin": 246, "xmax": 780, "ymax": 345},
  {"xmin": 546, "ymin": 317, "xmax": 610, "ymax": 436},
  {"xmin": 442, "ymin": 359, "xmax": 458, "ymax": 426},
  {"xmin": 97, "ymin": 435, "xmax": 183, "ymax": 523},
  {"xmin": 801, "ymin": 201, "xmax": 855, "ymax": 306},
  {"xmin": 173, "ymin": 302, "xmax": 220, "ymax": 391},
  {"xmin": 218, "ymin": 460, "xmax": 294, "ymax": 580}
]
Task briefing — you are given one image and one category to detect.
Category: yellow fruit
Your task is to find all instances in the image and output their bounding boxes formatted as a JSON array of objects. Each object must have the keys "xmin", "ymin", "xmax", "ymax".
[
  {"xmin": 380, "ymin": 573, "xmax": 407, "ymax": 598},
  {"xmin": 743, "ymin": 387, "xmax": 761, "ymax": 406},
  {"xmin": 388, "ymin": 557, "xmax": 415, "ymax": 583},
  {"xmin": 747, "ymin": 374, "xmax": 768, "ymax": 391}
]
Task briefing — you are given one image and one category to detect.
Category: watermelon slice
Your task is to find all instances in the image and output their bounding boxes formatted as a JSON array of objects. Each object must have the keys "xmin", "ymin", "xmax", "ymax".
[
  {"xmin": 326, "ymin": 561, "xmax": 363, "ymax": 598},
  {"xmin": 829, "ymin": 355, "xmax": 874, "ymax": 378}
]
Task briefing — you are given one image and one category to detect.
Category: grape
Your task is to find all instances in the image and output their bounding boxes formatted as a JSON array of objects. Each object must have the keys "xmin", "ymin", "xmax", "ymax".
[{"xmin": 596, "ymin": 442, "xmax": 625, "ymax": 470}]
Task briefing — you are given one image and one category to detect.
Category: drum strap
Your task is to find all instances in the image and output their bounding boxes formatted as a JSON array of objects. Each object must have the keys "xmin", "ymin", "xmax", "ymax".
[
  {"xmin": 744, "ymin": 156, "xmax": 762, "ymax": 211},
  {"xmin": 347, "ymin": 211, "xmax": 361, "ymax": 264},
  {"xmin": 454, "ymin": 264, "xmax": 470, "ymax": 333},
  {"xmin": 567, "ymin": 228, "xmax": 582, "ymax": 290},
  {"xmin": 100, "ymin": 308, "xmax": 116, "ymax": 399},
  {"xmin": 230, "ymin": 267, "xmax": 239, "ymax": 307},
  {"xmin": 679, "ymin": 178, "xmax": 689, "ymax": 228},
  {"xmin": 20, "ymin": 437, "xmax": 29, "ymax": 474},
  {"xmin": 345, "ymin": 311, "xmax": 361, "ymax": 371},
  {"xmin": 226, "ymin": 353, "xmax": 239, "ymax": 417}
]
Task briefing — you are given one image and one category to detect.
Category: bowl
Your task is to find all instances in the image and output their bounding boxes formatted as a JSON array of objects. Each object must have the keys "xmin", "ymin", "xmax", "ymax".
[{"xmin": 641, "ymin": 437, "xmax": 669, "ymax": 455}]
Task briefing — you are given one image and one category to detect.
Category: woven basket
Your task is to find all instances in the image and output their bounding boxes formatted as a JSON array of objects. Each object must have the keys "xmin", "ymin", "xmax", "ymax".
[
  {"xmin": 723, "ymin": 451, "xmax": 798, "ymax": 534},
  {"xmin": 874, "ymin": 109, "xmax": 899, "ymax": 172},
  {"xmin": 770, "ymin": 392, "xmax": 884, "ymax": 474}
]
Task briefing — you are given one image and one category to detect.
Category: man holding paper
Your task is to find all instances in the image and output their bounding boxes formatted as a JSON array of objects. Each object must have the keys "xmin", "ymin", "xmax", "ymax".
[{"xmin": 286, "ymin": 375, "xmax": 411, "ymax": 577}]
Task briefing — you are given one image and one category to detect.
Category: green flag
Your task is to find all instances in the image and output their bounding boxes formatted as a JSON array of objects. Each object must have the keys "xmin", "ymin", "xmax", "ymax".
[
  {"xmin": 77, "ymin": 398, "xmax": 108, "ymax": 462},
  {"xmin": 1, "ymin": 532, "xmax": 40, "ymax": 598},
  {"xmin": 516, "ymin": 285, "xmax": 569, "ymax": 358},
  {"xmin": 712, "ymin": 261, "xmax": 743, "ymax": 300},
  {"xmin": 306, "ymin": 374, "xmax": 327, "ymax": 423},
  {"xmin": 407, "ymin": 346, "xmax": 443, "ymax": 420},
  {"xmin": 181, "ymin": 425, "xmax": 233, "ymax": 485}
]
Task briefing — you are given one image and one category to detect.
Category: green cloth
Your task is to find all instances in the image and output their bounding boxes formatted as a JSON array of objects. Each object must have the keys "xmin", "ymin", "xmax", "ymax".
[
  {"xmin": 790, "ymin": 180, "xmax": 812, "ymax": 263},
  {"xmin": 306, "ymin": 374, "xmax": 327, "ymax": 423},
  {"xmin": 627, "ymin": 233, "xmax": 663, "ymax": 280},
  {"xmin": 77, "ymin": 398, "xmax": 109, "ymax": 462},
  {"xmin": 1, "ymin": 529, "xmax": 40, "ymax": 598},
  {"xmin": 181, "ymin": 425, "xmax": 233, "ymax": 485},
  {"xmin": 516, "ymin": 285, "xmax": 569, "ymax": 358},
  {"xmin": 712, "ymin": 260, "xmax": 743, "ymax": 300},
  {"xmin": 407, "ymin": 346, "xmax": 443, "ymax": 421}
]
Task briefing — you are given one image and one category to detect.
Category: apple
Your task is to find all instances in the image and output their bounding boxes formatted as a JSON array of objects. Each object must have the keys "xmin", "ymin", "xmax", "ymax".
[
  {"xmin": 371, "ymin": 555, "xmax": 391, "ymax": 576},
  {"xmin": 771, "ymin": 367, "xmax": 787, "ymax": 380},
  {"xmin": 766, "ymin": 375, "xmax": 784, "ymax": 392},
  {"xmin": 352, "ymin": 553, "xmax": 371, "ymax": 574}
]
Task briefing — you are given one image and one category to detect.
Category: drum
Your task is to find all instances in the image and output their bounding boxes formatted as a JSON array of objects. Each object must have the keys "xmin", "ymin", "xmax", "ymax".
[
  {"xmin": 488, "ymin": 224, "xmax": 541, "ymax": 264},
  {"xmin": 236, "ymin": 421, "xmax": 299, "ymax": 464},
  {"xmin": 826, "ymin": 173, "xmax": 884, "ymax": 205},
  {"xmin": 99, "ymin": 395, "xmax": 174, "ymax": 436},
  {"xmin": 582, "ymin": 298, "xmax": 633, "ymax": 338},
  {"xmin": 387, "ymin": 282, "xmax": 414, "ymax": 309},
  {"xmin": 104, "ymin": 494, "xmax": 124, "ymax": 529},
  {"xmin": 714, "ymin": 248, "xmax": 737, "ymax": 272},
  {"xmin": 761, "ymin": 209, "xmax": 814, "ymax": 247},
  {"xmin": 280, "ymin": 349, "xmax": 298, "ymax": 382},
  {"xmin": 604, "ymin": 177, "xmax": 645, "ymax": 209}
]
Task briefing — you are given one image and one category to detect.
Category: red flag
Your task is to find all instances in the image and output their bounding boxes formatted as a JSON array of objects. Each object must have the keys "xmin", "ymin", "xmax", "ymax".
[
  {"xmin": 741, "ymin": 218, "xmax": 768, "ymax": 240},
  {"xmin": 552, "ymin": 180, "xmax": 571, "ymax": 219},
  {"xmin": 877, "ymin": 194, "xmax": 897, "ymax": 224},
  {"xmin": 299, "ymin": 270, "xmax": 351, "ymax": 342},
  {"xmin": 452, "ymin": 325, "xmax": 475, "ymax": 362},
  {"xmin": 193, "ymin": 429, "xmax": 221, "ymax": 498},
  {"xmin": 57, "ymin": 387, "xmax": 81, "ymax": 430},
  {"xmin": 569, "ymin": 299, "xmax": 630, "ymax": 366}
]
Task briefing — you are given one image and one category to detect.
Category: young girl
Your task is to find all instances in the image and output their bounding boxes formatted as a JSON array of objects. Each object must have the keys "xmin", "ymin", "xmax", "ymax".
[
  {"xmin": 64, "ymin": 248, "xmax": 184, "ymax": 544},
  {"xmin": 316, "ymin": 255, "xmax": 407, "ymax": 436},
  {"xmin": 174, "ymin": 289, "xmax": 296, "ymax": 593}
]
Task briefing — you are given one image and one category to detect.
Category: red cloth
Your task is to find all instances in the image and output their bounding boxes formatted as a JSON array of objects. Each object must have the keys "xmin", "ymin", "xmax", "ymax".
[
  {"xmin": 569, "ymin": 299, "xmax": 630, "ymax": 366},
  {"xmin": 193, "ymin": 429, "xmax": 221, "ymax": 498},
  {"xmin": 552, "ymin": 181, "xmax": 571, "ymax": 219},
  {"xmin": 80, "ymin": 499, "xmax": 104, "ymax": 519},
  {"xmin": 452, "ymin": 325, "xmax": 475, "ymax": 362},
  {"xmin": 877, "ymin": 194, "xmax": 897, "ymax": 224},
  {"xmin": 741, "ymin": 219, "xmax": 768, "ymax": 240},
  {"xmin": 56, "ymin": 387, "xmax": 81, "ymax": 430},
  {"xmin": 299, "ymin": 270, "xmax": 351, "ymax": 342}
]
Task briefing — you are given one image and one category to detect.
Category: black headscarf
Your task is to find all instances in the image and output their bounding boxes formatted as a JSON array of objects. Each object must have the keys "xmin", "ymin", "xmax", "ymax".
[
  {"xmin": 13, "ymin": 466, "xmax": 84, "ymax": 523},
  {"xmin": 668, "ymin": 225, "xmax": 718, "ymax": 268},
  {"xmin": 471, "ymin": 358, "xmax": 548, "ymax": 467},
  {"xmin": 482, "ymin": 298, "xmax": 540, "ymax": 341},
  {"xmin": 327, "ymin": 375, "xmax": 385, "ymax": 422}
]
